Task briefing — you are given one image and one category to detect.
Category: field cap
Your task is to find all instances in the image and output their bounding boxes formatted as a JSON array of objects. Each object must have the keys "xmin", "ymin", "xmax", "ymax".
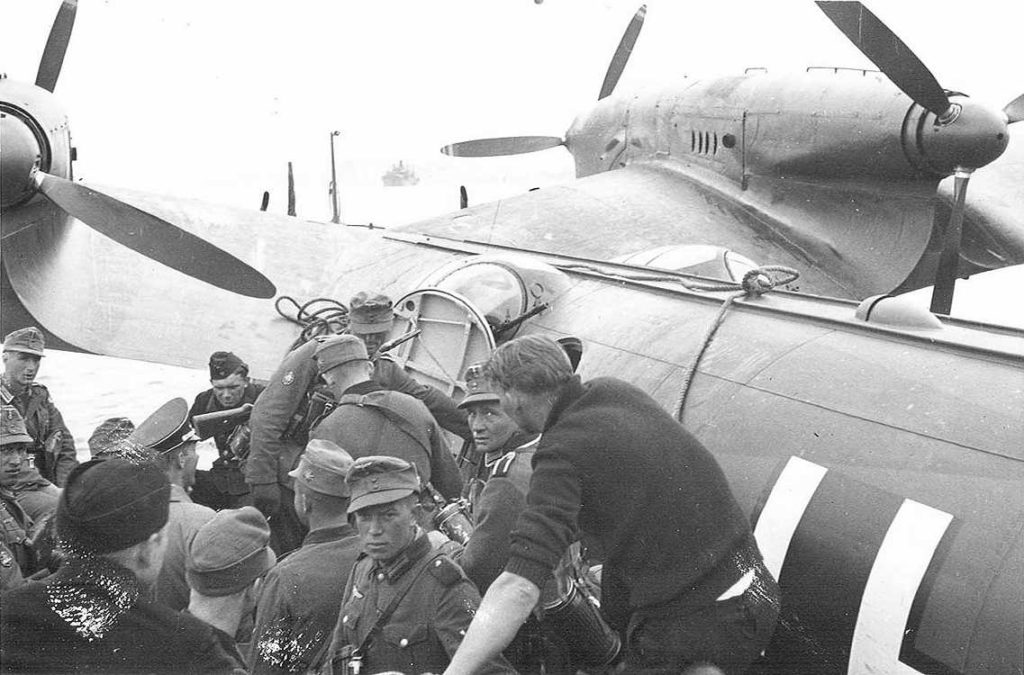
[
  {"xmin": 349, "ymin": 292, "xmax": 394, "ymax": 334},
  {"xmin": 1, "ymin": 405, "xmax": 32, "ymax": 446},
  {"xmin": 3, "ymin": 327, "xmax": 45, "ymax": 357},
  {"xmin": 187, "ymin": 506, "xmax": 276, "ymax": 597},
  {"xmin": 209, "ymin": 351, "xmax": 247, "ymax": 380},
  {"xmin": 88, "ymin": 417, "xmax": 136, "ymax": 458},
  {"xmin": 458, "ymin": 362, "xmax": 501, "ymax": 409},
  {"xmin": 315, "ymin": 334, "xmax": 368, "ymax": 375},
  {"xmin": 289, "ymin": 439, "xmax": 355, "ymax": 497},
  {"xmin": 130, "ymin": 398, "xmax": 198, "ymax": 454},
  {"xmin": 56, "ymin": 458, "xmax": 170, "ymax": 555},
  {"xmin": 346, "ymin": 455, "xmax": 421, "ymax": 514}
]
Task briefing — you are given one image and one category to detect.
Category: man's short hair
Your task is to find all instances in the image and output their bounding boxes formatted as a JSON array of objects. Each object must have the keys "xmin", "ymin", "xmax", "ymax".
[{"xmin": 485, "ymin": 335, "xmax": 573, "ymax": 395}]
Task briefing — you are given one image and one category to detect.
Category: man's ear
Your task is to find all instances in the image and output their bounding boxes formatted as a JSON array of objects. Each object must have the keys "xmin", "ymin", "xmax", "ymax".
[
  {"xmin": 176, "ymin": 451, "xmax": 187, "ymax": 470},
  {"xmin": 137, "ymin": 528, "xmax": 165, "ymax": 568}
]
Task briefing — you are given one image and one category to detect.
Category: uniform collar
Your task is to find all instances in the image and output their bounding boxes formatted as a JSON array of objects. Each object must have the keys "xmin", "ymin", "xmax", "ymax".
[
  {"xmin": 344, "ymin": 380, "xmax": 384, "ymax": 396},
  {"xmin": 483, "ymin": 431, "xmax": 539, "ymax": 466},
  {"xmin": 372, "ymin": 530, "xmax": 431, "ymax": 582},
  {"xmin": 304, "ymin": 523, "xmax": 357, "ymax": 546}
]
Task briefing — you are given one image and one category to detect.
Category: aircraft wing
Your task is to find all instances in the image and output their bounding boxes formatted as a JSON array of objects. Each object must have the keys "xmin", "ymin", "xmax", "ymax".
[{"xmin": 397, "ymin": 161, "xmax": 938, "ymax": 299}]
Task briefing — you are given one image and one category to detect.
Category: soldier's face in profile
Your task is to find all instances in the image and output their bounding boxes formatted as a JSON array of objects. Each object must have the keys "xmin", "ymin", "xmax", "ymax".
[
  {"xmin": 468, "ymin": 402, "xmax": 519, "ymax": 453},
  {"xmin": 0, "ymin": 445, "xmax": 27, "ymax": 487},
  {"xmin": 211, "ymin": 372, "xmax": 248, "ymax": 408},
  {"xmin": 498, "ymin": 388, "xmax": 548, "ymax": 435},
  {"xmin": 2, "ymin": 352, "xmax": 41, "ymax": 388},
  {"xmin": 353, "ymin": 495, "xmax": 419, "ymax": 562}
]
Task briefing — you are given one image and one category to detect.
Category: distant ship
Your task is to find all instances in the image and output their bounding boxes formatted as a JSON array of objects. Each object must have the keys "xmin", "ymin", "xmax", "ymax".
[{"xmin": 381, "ymin": 160, "xmax": 420, "ymax": 187}]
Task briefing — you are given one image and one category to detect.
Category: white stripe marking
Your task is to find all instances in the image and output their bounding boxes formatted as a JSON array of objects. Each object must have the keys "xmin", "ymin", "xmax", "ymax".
[
  {"xmin": 753, "ymin": 456, "xmax": 828, "ymax": 581},
  {"xmin": 849, "ymin": 499, "xmax": 952, "ymax": 675}
]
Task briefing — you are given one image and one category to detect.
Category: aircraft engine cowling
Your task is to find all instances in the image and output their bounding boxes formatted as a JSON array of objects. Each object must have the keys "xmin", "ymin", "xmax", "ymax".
[
  {"xmin": 902, "ymin": 95, "xmax": 1010, "ymax": 176},
  {"xmin": 0, "ymin": 107, "xmax": 47, "ymax": 210}
]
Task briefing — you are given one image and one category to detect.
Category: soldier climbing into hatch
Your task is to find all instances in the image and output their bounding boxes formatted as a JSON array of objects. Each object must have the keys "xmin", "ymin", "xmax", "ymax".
[{"xmin": 245, "ymin": 292, "xmax": 469, "ymax": 554}]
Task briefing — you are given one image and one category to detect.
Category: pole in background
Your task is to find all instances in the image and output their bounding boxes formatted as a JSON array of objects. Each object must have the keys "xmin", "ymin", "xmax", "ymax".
[{"xmin": 329, "ymin": 130, "xmax": 342, "ymax": 224}]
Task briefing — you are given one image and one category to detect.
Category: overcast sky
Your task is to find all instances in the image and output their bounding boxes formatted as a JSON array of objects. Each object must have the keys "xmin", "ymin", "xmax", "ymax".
[{"xmin": 3, "ymin": 0, "xmax": 1021, "ymax": 224}]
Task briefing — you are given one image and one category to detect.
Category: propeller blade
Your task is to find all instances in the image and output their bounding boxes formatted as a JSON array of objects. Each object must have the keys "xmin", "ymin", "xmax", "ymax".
[
  {"xmin": 33, "ymin": 172, "xmax": 276, "ymax": 299},
  {"xmin": 1004, "ymin": 93, "xmax": 1024, "ymax": 124},
  {"xmin": 598, "ymin": 4, "xmax": 647, "ymax": 100},
  {"xmin": 816, "ymin": 1, "xmax": 951, "ymax": 117},
  {"xmin": 260, "ymin": 191, "xmax": 270, "ymax": 211},
  {"xmin": 35, "ymin": 0, "xmax": 78, "ymax": 92},
  {"xmin": 441, "ymin": 136, "xmax": 564, "ymax": 157},
  {"xmin": 930, "ymin": 168, "xmax": 971, "ymax": 315}
]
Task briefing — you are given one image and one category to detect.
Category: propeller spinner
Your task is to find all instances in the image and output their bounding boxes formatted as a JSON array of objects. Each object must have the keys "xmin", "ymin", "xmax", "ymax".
[
  {"xmin": 816, "ymin": 1, "xmax": 1022, "ymax": 314},
  {"xmin": 1, "ymin": 0, "xmax": 276, "ymax": 300}
]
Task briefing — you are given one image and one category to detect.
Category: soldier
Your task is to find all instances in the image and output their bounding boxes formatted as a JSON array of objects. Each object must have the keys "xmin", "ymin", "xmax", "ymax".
[
  {"xmin": 130, "ymin": 398, "xmax": 216, "ymax": 611},
  {"xmin": 251, "ymin": 440, "xmax": 361, "ymax": 674},
  {"xmin": 190, "ymin": 351, "xmax": 265, "ymax": 510},
  {"xmin": 0, "ymin": 327, "xmax": 75, "ymax": 521},
  {"xmin": 1, "ymin": 458, "xmax": 247, "ymax": 672},
  {"xmin": 309, "ymin": 335, "xmax": 462, "ymax": 500},
  {"xmin": 320, "ymin": 456, "xmax": 514, "ymax": 675},
  {"xmin": 445, "ymin": 335, "xmax": 781, "ymax": 675},
  {"xmin": 246, "ymin": 292, "xmax": 469, "ymax": 554},
  {"xmin": 186, "ymin": 506, "xmax": 276, "ymax": 673},
  {"xmin": 1, "ymin": 405, "xmax": 38, "ymax": 584}
]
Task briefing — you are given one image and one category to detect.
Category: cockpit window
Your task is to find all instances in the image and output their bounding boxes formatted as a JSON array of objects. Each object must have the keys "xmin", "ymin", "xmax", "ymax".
[{"xmin": 433, "ymin": 262, "xmax": 526, "ymax": 330}]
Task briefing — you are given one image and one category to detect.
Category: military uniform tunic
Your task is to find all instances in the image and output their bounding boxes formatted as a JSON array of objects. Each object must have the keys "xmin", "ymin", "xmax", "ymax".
[
  {"xmin": 328, "ymin": 533, "xmax": 514, "ymax": 675},
  {"xmin": 154, "ymin": 483, "xmax": 216, "ymax": 611},
  {"xmin": 1, "ymin": 378, "xmax": 78, "ymax": 488},
  {"xmin": 251, "ymin": 523, "xmax": 362, "ymax": 675}
]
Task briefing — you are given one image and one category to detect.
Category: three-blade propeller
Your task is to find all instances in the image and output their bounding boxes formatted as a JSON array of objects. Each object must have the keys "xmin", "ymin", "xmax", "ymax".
[
  {"xmin": 16, "ymin": 0, "xmax": 276, "ymax": 299},
  {"xmin": 440, "ymin": 5, "xmax": 647, "ymax": 158}
]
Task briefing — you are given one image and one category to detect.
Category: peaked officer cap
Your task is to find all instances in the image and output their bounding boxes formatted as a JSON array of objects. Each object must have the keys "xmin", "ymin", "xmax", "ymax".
[
  {"xmin": 1, "ymin": 405, "xmax": 32, "ymax": 446},
  {"xmin": 349, "ymin": 292, "xmax": 395, "ymax": 334},
  {"xmin": 289, "ymin": 439, "xmax": 355, "ymax": 497},
  {"xmin": 458, "ymin": 362, "xmax": 501, "ymax": 409},
  {"xmin": 346, "ymin": 455, "xmax": 421, "ymax": 514},
  {"xmin": 130, "ymin": 398, "xmax": 198, "ymax": 454},
  {"xmin": 208, "ymin": 351, "xmax": 247, "ymax": 380},
  {"xmin": 3, "ymin": 327, "xmax": 45, "ymax": 357}
]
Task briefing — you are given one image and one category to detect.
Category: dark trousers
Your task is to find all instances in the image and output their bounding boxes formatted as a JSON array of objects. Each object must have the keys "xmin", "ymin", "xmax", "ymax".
[{"xmin": 621, "ymin": 576, "xmax": 780, "ymax": 675}]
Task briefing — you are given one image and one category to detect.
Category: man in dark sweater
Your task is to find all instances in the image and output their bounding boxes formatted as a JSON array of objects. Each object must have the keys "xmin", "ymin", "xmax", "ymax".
[{"xmin": 444, "ymin": 335, "xmax": 780, "ymax": 675}]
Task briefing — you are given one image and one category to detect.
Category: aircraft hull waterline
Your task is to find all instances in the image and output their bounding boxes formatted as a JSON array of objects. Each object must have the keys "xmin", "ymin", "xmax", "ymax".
[{"xmin": 4, "ymin": 186, "xmax": 1021, "ymax": 673}]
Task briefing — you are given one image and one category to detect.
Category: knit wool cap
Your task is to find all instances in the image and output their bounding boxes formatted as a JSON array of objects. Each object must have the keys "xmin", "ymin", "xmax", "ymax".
[
  {"xmin": 208, "ymin": 351, "xmax": 247, "ymax": 380},
  {"xmin": 3, "ymin": 327, "xmax": 45, "ymax": 357},
  {"xmin": 88, "ymin": 417, "xmax": 136, "ymax": 458},
  {"xmin": 187, "ymin": 506, "xmax": 276, "ymax": 597},
  {"xmin": 348, "ymin": 292, "xmax": 395, "ymax": 334},
  {"xmin": 314, "ymin": 334, "xmax": 368, "ymax": 375},
  {"xmin": 346, "ymin": 455, "xmax": 421, "ymax": 514},
  {"xmin": 56, "ymin": 458, "xmax": 170, "ymax": 555},
  {"xmin": 288, "ymin": 439, "xmax": 355, "ymax": 497}
]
